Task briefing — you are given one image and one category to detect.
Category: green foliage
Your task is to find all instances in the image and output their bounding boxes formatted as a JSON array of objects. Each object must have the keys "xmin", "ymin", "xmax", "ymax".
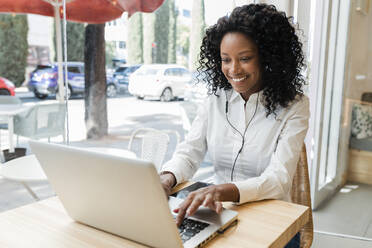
[
  {"xmin": 189, "ymin": 0, "xmax": 206, "ymax": 71},
  {"xmin": 142, "ymin": 13, "xmax": 155, "ymax": 64},
  {"xmin": 0, "ymin": 14, "xmax": 28, "ymax": 86},
  {"xmin": 53, "ymin": 21, "xmax": 85, "ymax": 62},
  {"xmin": 66, "ymin": 22, "xmax": 85, "ymax": 61},
  {"xmin": 127, "ymin": 12, "xmax": 144, "ymax": 64},
  {"xmin": 105, "ymin": 41, "xmax": 116, "ymax": 68},
  {"xmin": 168, "ymin": 0, "xmax": 177, "ymax": 64},
  {"xmin": 177, "ymin": 24, "xmax": 190, "ymax": 57},
  {"xmin": 153, "ymin": 0, "xmax": 170, "ymax": 64}
]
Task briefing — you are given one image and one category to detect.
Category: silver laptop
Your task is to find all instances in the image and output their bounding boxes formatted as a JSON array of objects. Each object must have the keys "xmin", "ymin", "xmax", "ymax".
[{"xmin": 29, "ymin": 141, "xmax": 238, "ymax": 248}]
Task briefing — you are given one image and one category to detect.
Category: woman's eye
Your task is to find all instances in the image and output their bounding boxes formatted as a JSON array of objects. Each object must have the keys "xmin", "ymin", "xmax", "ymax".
[
  {"xmin": 221, "ymin": 58, "xmax": 230, "ymax": 63},
  {"xmin": 241, "ymin": 57, "xmax": 252, "ymax": 62}
]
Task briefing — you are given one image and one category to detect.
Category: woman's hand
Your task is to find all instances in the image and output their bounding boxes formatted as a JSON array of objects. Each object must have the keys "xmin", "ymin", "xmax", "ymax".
[
  {"xmin": 174, "ymin": 183, "xmax": 239, "ymax": 226},
  {"xmin": 159, "ymin": 172, "xmax": 176, "ymax": 196}
]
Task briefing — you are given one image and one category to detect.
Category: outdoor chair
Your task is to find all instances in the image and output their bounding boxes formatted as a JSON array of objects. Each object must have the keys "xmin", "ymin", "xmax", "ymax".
[
  {"xmin": 0, "ymin": 95, "xmax": 23, "ymax": 152},
  {"xmin": 291, "ymin": 144, "xmax": 314, "ymax": 248},
  {"xmin": 13, "ymin": 103, "xmax": 66, "ymax": 144},
  {"xmin": 128, "ymin": 128, "xmax": 180, "ymax": 172}
]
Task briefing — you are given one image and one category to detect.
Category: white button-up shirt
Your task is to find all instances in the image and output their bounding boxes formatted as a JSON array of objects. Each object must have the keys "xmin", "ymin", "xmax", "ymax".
[{"xmin": 162, "ymin": 89, "xmax": 309, "ymax": 204}]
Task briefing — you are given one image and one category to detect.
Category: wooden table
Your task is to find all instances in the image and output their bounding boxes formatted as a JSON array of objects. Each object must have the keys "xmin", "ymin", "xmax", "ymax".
[{"xmin": 0, "ymin": 183, "xmax": 310, "ymax": 248}]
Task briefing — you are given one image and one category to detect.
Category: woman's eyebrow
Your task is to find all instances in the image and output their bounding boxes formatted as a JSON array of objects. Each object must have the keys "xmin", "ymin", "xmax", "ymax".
[
  {"xmin": 238, "ymin": 49, "xmax": 255, "ymax": 55},
  {"xmin": 220, "ymin": 50, "xmax": 255, "ymax": 56}
]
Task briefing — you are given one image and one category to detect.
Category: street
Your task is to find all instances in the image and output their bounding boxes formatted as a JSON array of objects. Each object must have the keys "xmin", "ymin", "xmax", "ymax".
[
  {"xmin": 1, "ymin": 88, "xmax": 215, "ymax": 212},
  {"xmin": 11, "ymin": 88, "xmax": 189, "ymax": 156}
]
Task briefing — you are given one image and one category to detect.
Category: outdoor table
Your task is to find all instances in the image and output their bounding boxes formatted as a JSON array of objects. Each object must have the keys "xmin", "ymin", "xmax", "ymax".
[
  {"xmin": 0, "ymin": 104, "xmax": 29, "ymax": 153},
  {"xmin": 0, "ymin": 181, "xmax": 310, "ymax": 247}
]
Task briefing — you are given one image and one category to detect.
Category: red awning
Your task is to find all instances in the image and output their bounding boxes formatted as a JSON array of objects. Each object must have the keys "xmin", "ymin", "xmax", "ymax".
[{"xmin": 0, "ymin": 0, "xmax": 164, "ymax": 23}]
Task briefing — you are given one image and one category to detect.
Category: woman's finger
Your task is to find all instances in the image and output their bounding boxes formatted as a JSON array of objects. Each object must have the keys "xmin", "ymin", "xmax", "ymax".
[
  {"xmin": 175, "ymin": 193, "xmax": 195, "ymax": 226},
  {"xmin": 186, "ymin": 195, "xmax": 205, "ymax": 217},
  {"xmin": 215, "ymin": 201, "xmax": 223, "ymax": 214}
]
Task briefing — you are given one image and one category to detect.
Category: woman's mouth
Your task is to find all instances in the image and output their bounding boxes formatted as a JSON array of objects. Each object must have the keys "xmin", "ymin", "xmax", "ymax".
[{"xmin": 230, "ymin": 75, "xmax": 249, "ymax": 82}]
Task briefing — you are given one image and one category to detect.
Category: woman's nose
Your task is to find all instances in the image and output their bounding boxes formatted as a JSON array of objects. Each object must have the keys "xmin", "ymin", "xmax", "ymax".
[{"xmin": 230, "ymin": 61, "xmax": 242, "ymax": 74}]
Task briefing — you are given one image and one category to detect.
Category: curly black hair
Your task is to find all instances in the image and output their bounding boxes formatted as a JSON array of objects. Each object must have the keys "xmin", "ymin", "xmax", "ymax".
[{"xmin": 197, "ymin": 4, "xmax": 305, "ymax": 116}]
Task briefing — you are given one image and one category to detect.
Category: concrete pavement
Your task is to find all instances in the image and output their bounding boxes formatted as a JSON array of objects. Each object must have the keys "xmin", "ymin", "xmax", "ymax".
[{"xmin": 0, "ymin": 90, "xmax": 213, "ymax": 212}]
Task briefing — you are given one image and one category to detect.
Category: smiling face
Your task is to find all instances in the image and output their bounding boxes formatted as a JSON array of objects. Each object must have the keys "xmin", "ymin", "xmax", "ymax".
[{"xmin": 220, "ymin": 32, "xmax": 262, "ymax": 101}]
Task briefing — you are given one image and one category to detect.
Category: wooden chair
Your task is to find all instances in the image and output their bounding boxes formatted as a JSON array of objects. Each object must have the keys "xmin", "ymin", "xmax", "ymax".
[{"xmin": 291, "ymin": 144, "xmax": 314, "ymax": 248}]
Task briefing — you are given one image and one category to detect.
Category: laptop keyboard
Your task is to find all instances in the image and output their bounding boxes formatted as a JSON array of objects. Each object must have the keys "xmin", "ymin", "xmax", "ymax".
[{"xmin": 177, "ymin": 218, "xmax": 210, "ymax": 243}]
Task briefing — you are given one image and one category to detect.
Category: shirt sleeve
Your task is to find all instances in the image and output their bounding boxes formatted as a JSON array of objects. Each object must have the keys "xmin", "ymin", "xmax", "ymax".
[
  {"xmin": 161, "ymin": 100, "xmax": 209, "ymax": 185},
  {"xmin": 232, "ymin": 96, "xmax": 310, "ymax": 204}
]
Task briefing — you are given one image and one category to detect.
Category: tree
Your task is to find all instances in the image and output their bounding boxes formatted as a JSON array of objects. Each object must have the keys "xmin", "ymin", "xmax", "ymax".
[
  {"xmin": 142, "ymin": 13, "xmax": 155, "ymax": 64},
  {"xmin": 127, "ymin": 12, "xmax": 144, "ymax": 64},
  {"xmin": 84, "ymin": 24, "xmax": 108, "ymax": 139},
  {"xmin": 153, "ymin": 0, "xmax": 170, "ymax": 63},
  {"xmin": 189, "ymin": 0, "xmax": 206, "ymax": 71},
  {"xmin": 177, "ymin": 24, "xmax": 190, "ymax": 67},
  {"xmin": 0, "ymin": 14, "xmax": 28, "ymax": 86},
  {"xmin": 105, "ymin": 41, "xmax": 116, "ymax": 68},
  {"xmin": 66, "ymin": 22, "xmax": 85, "ymax": 61},
  {"xmin": 168, "ymin": 0, "xmax": 177, "ymax": 64},
  {"xmin": 53, "ymin": 21, "xmax": 85, "ymax": 62}
]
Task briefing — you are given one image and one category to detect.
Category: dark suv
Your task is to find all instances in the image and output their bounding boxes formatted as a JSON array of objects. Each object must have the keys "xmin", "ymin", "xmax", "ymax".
[
  {"xmin": 28, "ymin": 62, "xmax": 118, "ymax": 99},
  {"xmin": 113, "ymin": 64, "xmax": 141, "ymax": 93}
]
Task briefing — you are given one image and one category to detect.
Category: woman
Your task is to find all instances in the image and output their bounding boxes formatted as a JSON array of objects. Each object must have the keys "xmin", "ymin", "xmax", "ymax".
[{"xmin": 160, "ymin": 4, "xmax": 308, "ymax": 246}]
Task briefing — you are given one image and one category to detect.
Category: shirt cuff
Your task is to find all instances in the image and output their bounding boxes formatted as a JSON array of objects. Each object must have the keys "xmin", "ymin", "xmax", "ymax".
[
  {"xmin": 232, "ymin": 177, "xmax": 261, "ymax": 204},
  {"xmin": 161, "ymin": 157, "xmax": 191, "ymax": 186}
]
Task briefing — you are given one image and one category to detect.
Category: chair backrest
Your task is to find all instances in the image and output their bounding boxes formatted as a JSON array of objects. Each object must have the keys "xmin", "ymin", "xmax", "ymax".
[
  {"xmin": 291, "ymin": 144, "xmax": 313, "ymax": 248},
  {"xmin": 14, "ymin": 103, "xmax": 66, "ymax": 140},
  {"xmin": 127, "ymin": 128, "xmax": 180, "ymax": 172},
  {"xmin": 0, "ymin": 96, "xmax": 22, "ymax": 105}
]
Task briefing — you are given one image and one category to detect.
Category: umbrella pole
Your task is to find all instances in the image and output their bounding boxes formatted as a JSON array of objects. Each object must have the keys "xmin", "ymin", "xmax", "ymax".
[{"xmin": 54, "ymin": 6, "xmax": 65, "ymax": 102}]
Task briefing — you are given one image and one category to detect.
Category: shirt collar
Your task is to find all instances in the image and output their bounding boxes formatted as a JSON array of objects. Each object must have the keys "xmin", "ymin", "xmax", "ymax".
[{"xmin": 227, "ymin": 88, "xmax": 263, "ymax": 104}]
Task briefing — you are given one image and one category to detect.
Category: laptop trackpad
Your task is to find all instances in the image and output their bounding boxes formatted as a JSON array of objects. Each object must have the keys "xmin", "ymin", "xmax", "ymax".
[{"xmin": 168, "ymin": 196, "xmax": 223, "ymax": 225}]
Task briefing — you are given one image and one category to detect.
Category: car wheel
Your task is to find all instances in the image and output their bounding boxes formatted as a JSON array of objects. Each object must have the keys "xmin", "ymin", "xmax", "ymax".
[
  {"xmin": 56, "ymin": 86, "xmax": 72, "ymax": 101},
  {"xmin": 0, "ymin": 89, "xmax": 11, "ymax": 95},
  {"xmin": 160, "ymin": 88, "xmax": 173, "ymax": 102},
  {"xmin": 136, "ymin": 96, "xmax": 144, "ymax": 100},
  {"xmin": 106, "ymin": 84, "xmax": 117, "ymax": 98},
  {"xmin": 34, "ymin": 91, "xmax": 48, "ymax": 99}
]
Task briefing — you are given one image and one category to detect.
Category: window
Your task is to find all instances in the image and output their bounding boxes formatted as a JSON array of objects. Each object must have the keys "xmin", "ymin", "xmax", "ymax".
[
  {"xmin": 182, "ymin": 9, "xmax": 191, "ymax": 18},
  {"xmin": 119, "ymin": 41, "xmax": 126, "ymax": 49},
  {"xmin": 164, "ymin": 68, "xmax": 176, "ymax": 76},
  {"xmin": 115, "ymin": 67, "xmax": 128, "ymax": 73},
  {"xmin": 179, "ymin": 68, "xmax": 190, "ymax": 76},
  {"xmin": 67, "ymin": 66, "xmax": 81, "ymax": 74}
]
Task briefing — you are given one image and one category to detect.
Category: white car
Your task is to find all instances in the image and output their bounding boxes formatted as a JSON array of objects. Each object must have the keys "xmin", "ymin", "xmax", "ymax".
[{"xmin": 128, "ymin": 64, "xmax": 191, "ymax": 101}]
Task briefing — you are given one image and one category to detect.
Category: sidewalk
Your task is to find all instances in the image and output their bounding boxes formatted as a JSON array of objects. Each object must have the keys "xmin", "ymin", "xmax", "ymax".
[
  {"xmin": 15, "ymin": 86, "xmax": 29, "ymax": 94},
  {"xmin": 0, "ymin": 96, "xmax": 213, "ymax": 212}
]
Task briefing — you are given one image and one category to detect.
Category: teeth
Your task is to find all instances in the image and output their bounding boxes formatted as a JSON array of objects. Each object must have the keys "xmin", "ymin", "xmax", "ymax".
[{"xmin": 231, "ymin": 76, "xmax": 246, "ymax": 82}]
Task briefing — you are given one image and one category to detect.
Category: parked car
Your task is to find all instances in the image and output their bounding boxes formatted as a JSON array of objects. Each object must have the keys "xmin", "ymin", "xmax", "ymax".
[
  {"xmin": 0, "ymin": 77, "xmax": 16, "ymax": 96},
  {"xmin": 28, "ymin": 62, "xmax": 118, "ymax": 99},
  {"xmin": 113, "ymin": 64, "xmax": 141, "ymax": 93},
  {"xmin": 128, "ymin": 64, "xmax": 191, "ymax": 101}
]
